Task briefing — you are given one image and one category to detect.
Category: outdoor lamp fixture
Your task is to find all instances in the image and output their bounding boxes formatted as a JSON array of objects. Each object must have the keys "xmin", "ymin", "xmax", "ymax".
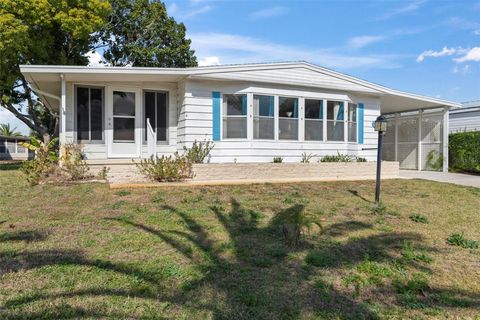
[{"xmin": 373, "ymin": 115, "xmax": 388, "ymax": 206}]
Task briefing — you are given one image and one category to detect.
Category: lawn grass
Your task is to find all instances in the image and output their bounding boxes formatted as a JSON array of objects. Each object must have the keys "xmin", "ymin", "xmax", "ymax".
[{"xmin": 0, "ymin": 163, "xmax": 479, "ymax": 319}]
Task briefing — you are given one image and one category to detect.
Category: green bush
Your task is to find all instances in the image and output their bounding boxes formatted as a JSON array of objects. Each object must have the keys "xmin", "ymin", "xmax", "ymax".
[
  {"xmin": 61, "ymin": 144, "xmax": 90, "ymax": 181},
  {"xmin": 136, "ymin": 153, "xmax": 193, "ymax": 182},
  {"xmin": 183, "ymin": 139, "xmax": 214, "ymax": 164},
  {"xmin": 320, "ymin": 153, "xmax": 367, "ymax": 163},
  {"xmin": 300, "ymin": 152, "xmax": 315, "ymax": 163},
  {"xmin": 273, "ymin": 157, "xmax": 283, "ymax": 163},
  {"xmin": 449, "ymin": 131, "xmax": 480, "ymax": 174}
]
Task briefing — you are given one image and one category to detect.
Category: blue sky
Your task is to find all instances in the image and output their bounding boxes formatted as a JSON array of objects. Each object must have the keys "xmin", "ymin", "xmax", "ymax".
[
  {"xmin": 3, "ymin": 0, "xmax": 479, "ymax": 134},
  {"xmin": 166, "ymin": 0, "xmax": 479, "ymax": 101}
]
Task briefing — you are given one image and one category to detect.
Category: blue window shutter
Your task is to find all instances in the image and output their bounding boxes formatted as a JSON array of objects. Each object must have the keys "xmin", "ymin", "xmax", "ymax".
[
  {"xmin": 293, "ymin": 98, "xmax": 298, "ymax": 118},
  {"xmin": 358, "ymin": 103, "xmax": 364, "ymax": 144},
  {"xmin": 268, "ymin": 96, "xmax": 274, "ymax": 116},
  {"xmin": 241, "ymin": 95, "xmax": 247, "ymax": 115},
  {"xmin": 212, "ymin": 91, "xmax": 221, "ymax": 141}
]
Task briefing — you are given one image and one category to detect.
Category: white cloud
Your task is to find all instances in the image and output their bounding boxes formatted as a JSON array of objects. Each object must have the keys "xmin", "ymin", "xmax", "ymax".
[
  {"xmin": 198, "ymin": 56, "xmax": 220, "ymax": 66},
  {"xmin": 453, "ymin": 64, "xmax": 471, "ymax": 74},
  {"xmin": 454, "ymin": 47, "xmax": 480, "ymax": 63},
  {"xmin": 86, "ymin": 50, "xmax": 104, "ymax": 67},
  {"xmin": 348, "ymin": 35, "xmax": 384, "ymax": 49},
  {"xmin": 189, "ymin": 32, "xmax": 402, "ymax": 70},
  {"xmin": 416, "ymin": 46, "xmax": 463, "ymax": 62},
  {"xmin": 183, "ymin": 5, "xmax": 212, "ymax": 19},
  {"xmin": 249, "ymin": 6, "xmax": 288, "ymax": 19},
  {"xmin": 377, "ymin": 0, "xmax": 427, "ymax": 20}
]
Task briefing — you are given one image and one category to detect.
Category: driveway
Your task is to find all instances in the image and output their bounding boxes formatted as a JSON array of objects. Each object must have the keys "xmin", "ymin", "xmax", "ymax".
[{"xmin": 399, "ymin": 170, "xmax": 480, "ymax": 188}]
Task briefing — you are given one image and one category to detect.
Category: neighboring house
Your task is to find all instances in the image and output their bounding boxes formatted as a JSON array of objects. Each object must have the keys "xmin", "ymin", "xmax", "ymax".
[
  {"xmin": 449, "ymin": 100, "xmax": 480, "ymax": 133},
  {"xmin": 20, "ymin": 61, "xmax": 459, "ymax": 171},
  {"xmin": 0, "ymin": 135, "xmax": 32, "ymax": 160}
]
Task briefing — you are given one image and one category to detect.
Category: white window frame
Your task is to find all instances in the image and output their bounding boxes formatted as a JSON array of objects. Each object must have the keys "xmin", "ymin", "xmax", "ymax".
[
  {"xmin": 278, "ymin": 95, "xmax": 300, "ymax": 141},
  {"xmin": 304, "ymin": 98, "xmax": 324, "ymax": 142},
  {"xmin": 74, "ymin": 85, "xmax": 105, "ymax": 143},
  {"xmin": 143, "ymin": 90, "xmax": 169, "ymax": 144},
  {"xmin": 348, "ymin": 102, "xmax": 358, "ymax": 143},
  {"xmin": 253, "ymin": 94, "xmax": 275, "ymax": 141},
  {"xmin": 326, "ymin": 99, "xmax": 347, "ymax": 142},
  {"xmin": 221, "ymin": 93, "xmax": 248, "ymax": 140}
]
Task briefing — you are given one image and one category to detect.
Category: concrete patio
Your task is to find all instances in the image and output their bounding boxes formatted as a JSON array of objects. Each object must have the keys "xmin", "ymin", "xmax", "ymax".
[{"xmin": 400, "ymin": 170, "xmax": 480, "ymax": 188}]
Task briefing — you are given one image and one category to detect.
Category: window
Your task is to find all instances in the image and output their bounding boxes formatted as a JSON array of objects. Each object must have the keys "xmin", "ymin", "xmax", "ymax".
[
  {"xmin": 113, "ymin": 91, "xmax": 136, "ymax": 142},
  {"xmin": 278, "ymin": 97, "xmax": 298, "ymax": 140},
  {"xmin": 253, "ymin": 95, "xmax": 274, "ymax": 140},
  {"xmin": 76, "ymin": 86, "xmax": 103, "ymax": 141},
  {"xmin": 327, "ymin": 101, "xmax": 344, "ymax": 141},
  {"xmin": 0, "ymin": 139, "xmax": 5, "ymax": 153},
  {"xmin": 223, "ymin": 94, "xmax": 247, "ymax": 139},
  {"xmin": 144, "ymin": 91, "xmax": 168, "ymax": 142},
  {"xmin": 348, "ymin": 103, "xmax": 357, "ymax": 142},
  {"xmin": 305, "ymin": 99, "xmax": 323, "ymax": 141}
]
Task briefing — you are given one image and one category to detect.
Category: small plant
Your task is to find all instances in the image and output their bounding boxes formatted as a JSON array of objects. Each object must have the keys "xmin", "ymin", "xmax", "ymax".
[
  {"xmin": 320, "ymin": 152, "xmax": 354, "ymax": 162},
  {"xmin": 115, "ymin": 190, "xmax": 131, "ymax": 196},
  {"xmin": 60, "ymin": 144, "xmax": 90, "ymax": 181},
  {"xmin": 20, "ymin": 137, "xmax": 59, "ymax": 185},
  {"xmin": 136, "ymin": 153, "xmax": 193, "ymax": 182},
  {"xmin": 300, "ymin": 152, "xmax": 315, "ymax": 163},
  {"xmin": 426, "ymin": 150, "xmax": 443, "ymax": 171},
  {"xmin": 97, "ymin": 166, "xmax": 110, "ymax": 180},
  {"xmin": 447, "ymin": 233, "xmax": 478, "ymax": 249},
  {"xmin": 356, "ymin": 156, "xmax": 367, "ymax": 162},
  {"xmin": 271, "ymin": 204, "xmax": 322, "ymax": 245},
  {"xmin": 273, "ymin": 157, "xmax": 283, "ymax": 163},
  {"xmin": 409, "ymin": 214, "xmax": 429, "ymax": 224},
  {"xmin": 183, "ymin": 139, "xmax": 214, "ymax": 164}
]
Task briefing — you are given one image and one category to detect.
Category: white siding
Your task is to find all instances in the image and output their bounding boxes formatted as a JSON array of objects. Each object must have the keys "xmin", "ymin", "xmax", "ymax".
[
  {"xmin": 449, "ymin": 109, "xmax": 480, "ymax": 133},
  {"xmin": 193, "ymin": 67, "xmax": 380, "ymax": 94},
  {"xmin": 181, "ymin": 80, "xmax": 380, "ymax": 163}
]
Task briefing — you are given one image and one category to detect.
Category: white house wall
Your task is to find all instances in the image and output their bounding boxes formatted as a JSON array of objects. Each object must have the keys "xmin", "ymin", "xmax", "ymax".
[
  {"xmin": 449, "ymin": 109, "xmax": 480, "ymax": 133},
  {"xmin": 192, "ymin": 66, "xmax": 380, "ymax": 94},
  {"xmin": 181, "ymin": 80, "xmax": 381, "ymax": 163},
  {"xmin": 65, "ymin": 81, "xmax": 179, "ymax": 159}
]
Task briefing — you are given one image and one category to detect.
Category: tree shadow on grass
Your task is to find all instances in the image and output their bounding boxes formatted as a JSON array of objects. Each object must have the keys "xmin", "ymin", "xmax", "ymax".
[
  {"xmin": 1, "ymin": 198, "xmax": 479, "ymax": 319},
  {"xmin": 0, "ymin": 230, "xmax": 48, "ymax": 242}
]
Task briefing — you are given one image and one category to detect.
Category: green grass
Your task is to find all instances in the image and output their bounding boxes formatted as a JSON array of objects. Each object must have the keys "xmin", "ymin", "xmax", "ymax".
[
  {"xmin": 0, "ymin": 162, "xmax": 479, "ymax": 319},
  {"xmin": 447, "ymin": 233, "xmax": 479, "ymax": 249}
]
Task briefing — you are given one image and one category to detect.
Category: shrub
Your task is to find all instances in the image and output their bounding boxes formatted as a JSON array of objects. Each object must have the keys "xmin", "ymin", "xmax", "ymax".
[
  {"xmin": 409, "ymin": 214, "xmax": 429, "ymax": 224},
  {"xmin": 320, "ymin": 152, "xmax": 368, "ymax": 163},
  {"xmin": 136, "ymin": 153, "xmax": 193, "ymax": 182},
  {"xmin": 273, "ymin": 157, "xmax": 283, "ymax": 163},
  {"xmin": 449, "ymin": 131, "xmax": 480, "ymax": 174},
  {"xmin": 447, "ymin": 233, "xmax": 478, "ymax": 249},
  {"xmin": 300, "ymin": 152, "xmax": 315, "ymax": 163},
  {"xmin": 61, "ymin": 144, "xmax": 90, "ymax": 181},
  {"xmin": 97, "ymin": 166, "xmax": 110, "ymax": 180},
  {"xmin": 20, "ymin": 148, "xmax": 57, "ymax": 185},
  {"xmin": 183, "ymin": 139, "xmax": 214, "ymax": 164},
  {"xmin": 426, "ymin": 150, "xmax": 443, "ymax": 171}
]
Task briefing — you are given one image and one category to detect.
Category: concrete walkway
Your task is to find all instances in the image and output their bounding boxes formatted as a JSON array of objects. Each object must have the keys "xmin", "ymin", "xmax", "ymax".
[{"xmin": 399, "ymin": 170, "xmax": 480, "ymax": 188}]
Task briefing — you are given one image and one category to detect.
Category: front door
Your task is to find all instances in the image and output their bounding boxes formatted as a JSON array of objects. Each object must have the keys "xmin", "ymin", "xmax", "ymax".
[{"xmin": 107, "ymin": 87, "xmax": 141, "ymax": 158}]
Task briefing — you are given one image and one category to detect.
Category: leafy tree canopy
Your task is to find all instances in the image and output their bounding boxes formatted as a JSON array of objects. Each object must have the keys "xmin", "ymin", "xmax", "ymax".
[
  {"xmin": 0, "ymin": 0, "xmax": 111, "ymax": 141},
  {"xmin": 101, "ymin": 0, "xmax": 197, "ymax": 67},
  {"xmin": 0, "ymin": 123, "xmax": 22, "ymax": 137}
]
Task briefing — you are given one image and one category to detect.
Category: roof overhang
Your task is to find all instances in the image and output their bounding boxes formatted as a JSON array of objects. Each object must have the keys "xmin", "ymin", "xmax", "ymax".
[{"xmin": 20, "ymin": 62, "xmax": 461, "ymax": 113}]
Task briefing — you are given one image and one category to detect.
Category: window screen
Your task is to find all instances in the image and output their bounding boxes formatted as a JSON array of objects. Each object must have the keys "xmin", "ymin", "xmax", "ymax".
[{"xmin": 76, "ymin": 87, "xmax": 104, "ymax": 141}]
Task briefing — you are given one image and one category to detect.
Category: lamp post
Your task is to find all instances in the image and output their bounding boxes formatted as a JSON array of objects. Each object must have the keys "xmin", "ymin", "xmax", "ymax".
[{"xmin": 373, "ymin": 115, "xmax": 388, "ymax": 206}]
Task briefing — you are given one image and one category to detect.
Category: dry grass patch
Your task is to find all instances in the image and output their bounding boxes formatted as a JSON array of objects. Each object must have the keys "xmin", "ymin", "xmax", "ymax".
[{"xmin": 0, "ymin": 163, "xmax": 479, "ymax": 319}]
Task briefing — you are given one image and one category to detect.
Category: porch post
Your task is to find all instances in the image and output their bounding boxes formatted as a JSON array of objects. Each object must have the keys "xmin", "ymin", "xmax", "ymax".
[
  {"xmin": 60, "ymin": 74, "xmax": 66, "ymax": 155},
  {"xmin": 443, "ymin": 106, "xmax": 449, "ymax": 172},
  {"xmin": 417, "ymin": 109, "xmax": 423, "ymax": 171},
  {"xmin": 394, "ymin": 113, "xmax": 398, "ymax": 162}
]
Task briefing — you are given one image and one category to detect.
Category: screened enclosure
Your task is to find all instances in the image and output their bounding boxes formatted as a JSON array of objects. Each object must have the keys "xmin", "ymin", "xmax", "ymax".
[{"xmin": 382, "ymin": 108, "xmax": 448, "ymax": 171}]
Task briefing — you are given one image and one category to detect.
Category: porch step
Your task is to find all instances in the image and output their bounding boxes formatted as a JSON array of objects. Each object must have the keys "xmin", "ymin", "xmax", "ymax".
[{"xmin": 89, "ymin": 163, "xmax": 148, "ymax": 184}]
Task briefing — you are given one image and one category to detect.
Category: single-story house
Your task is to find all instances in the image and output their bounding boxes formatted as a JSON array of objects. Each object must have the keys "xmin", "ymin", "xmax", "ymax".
[
  {"xmin": 449, "ymin": 100, "xmax": 480, "ymax": 134},
  {"xmin": 0, "ymin": 135, "xmax": 33, "ymax": 160},
  {"xmin": 20, "ymin": 61, "xmax": 459, "ymax": 172}
]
